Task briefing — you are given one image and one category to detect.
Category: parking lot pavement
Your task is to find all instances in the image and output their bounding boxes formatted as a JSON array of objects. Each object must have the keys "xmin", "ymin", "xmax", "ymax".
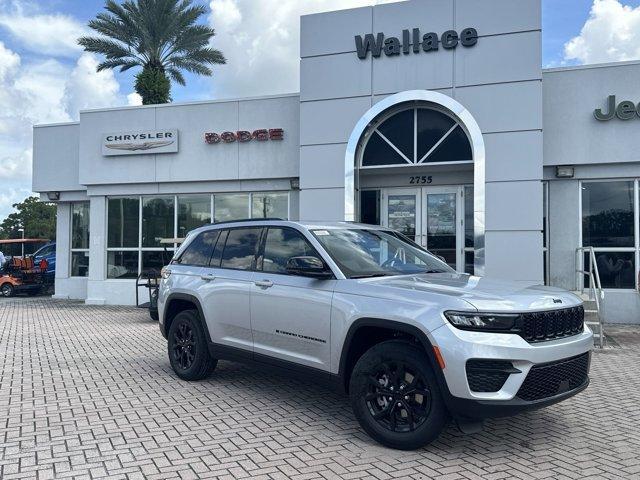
[{"xmin": 0, "ymin": 298, "xmax": 639, "ymax": 480}]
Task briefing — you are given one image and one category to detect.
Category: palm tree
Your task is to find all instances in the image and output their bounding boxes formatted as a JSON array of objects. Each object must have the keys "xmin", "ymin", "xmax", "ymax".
[{"xmin": 79, "ymin": 0, "xmax": 225, "ymax": 105}]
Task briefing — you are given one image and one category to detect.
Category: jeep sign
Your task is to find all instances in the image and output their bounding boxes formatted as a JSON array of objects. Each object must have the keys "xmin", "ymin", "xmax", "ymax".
[
  {"xmin": 355, "ymin": 27, "xmax": 478, "ymax": 59},
  {"xmin": 594, "ymin": 95, "xmax": 640, "ymax": 121}
]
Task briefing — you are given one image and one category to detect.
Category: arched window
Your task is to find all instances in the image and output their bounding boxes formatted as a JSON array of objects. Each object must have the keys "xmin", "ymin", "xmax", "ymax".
[{"xmin": 361, "ymin": 106, "xmax": 472, "ymax": 167}]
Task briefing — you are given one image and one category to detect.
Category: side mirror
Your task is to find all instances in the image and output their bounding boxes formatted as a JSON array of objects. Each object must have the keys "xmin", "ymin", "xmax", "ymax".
[{"xmin": 286, "ymin": 256, "xmax": 333, "ymax": 279}]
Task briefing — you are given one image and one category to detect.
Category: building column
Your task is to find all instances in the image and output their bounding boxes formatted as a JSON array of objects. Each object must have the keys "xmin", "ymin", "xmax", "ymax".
[
  {"xmin": 52, "ymin": 203, "xmax": 70, "ymax": 299},
  {"xmin": 86, "ymin": 196, "xmax": 107, "ymax": 305}
]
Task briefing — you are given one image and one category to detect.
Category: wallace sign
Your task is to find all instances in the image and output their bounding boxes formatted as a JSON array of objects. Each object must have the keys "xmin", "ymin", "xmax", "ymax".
[{"xmin": 355, "ymin": 27, "xmax": 478, "ymax": 59}]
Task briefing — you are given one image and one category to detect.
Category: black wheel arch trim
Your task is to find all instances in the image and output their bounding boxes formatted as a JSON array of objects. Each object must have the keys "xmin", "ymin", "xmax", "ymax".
[
  {"xmin": 161, "ymin": 292, "xmax": 211, "ymax": 343},
  {"xmin": 338, "ymin": 318, "xmax": 451, "ymax": 397}
]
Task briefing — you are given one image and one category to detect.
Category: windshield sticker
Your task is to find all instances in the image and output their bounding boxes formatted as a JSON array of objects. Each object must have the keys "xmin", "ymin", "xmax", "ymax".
[{"xmin": 314, "ymin": 230, "xmax": 330, "ymax": 236}]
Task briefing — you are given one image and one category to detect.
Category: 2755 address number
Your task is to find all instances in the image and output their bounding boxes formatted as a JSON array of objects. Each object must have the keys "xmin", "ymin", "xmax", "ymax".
[{"xmin": 409, "ymin": 176, "xmax": 433, "ymax": 185}]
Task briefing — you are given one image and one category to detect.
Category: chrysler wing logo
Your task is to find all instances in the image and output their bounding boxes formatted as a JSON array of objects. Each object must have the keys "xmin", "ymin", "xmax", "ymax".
[
  {"xmin": 105, "ymin": 140, "xmax": 175, "ymax": 151},
  {"xmin": 102, "ymin": 129, "xmax": 179, "ymax": 156}
]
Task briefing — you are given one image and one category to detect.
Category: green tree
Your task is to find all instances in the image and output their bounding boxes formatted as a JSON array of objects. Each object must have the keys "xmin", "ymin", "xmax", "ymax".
[
  {"xmin": 79, "ymin": 0, "xmax": 226, "ymax": 105},
  {"xmin": 0, "ymin": 197, "xmax": 56, "ymax": 254}
]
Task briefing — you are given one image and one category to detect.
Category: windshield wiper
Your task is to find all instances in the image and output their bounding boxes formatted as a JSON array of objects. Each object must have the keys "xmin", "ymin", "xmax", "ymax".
[
  {"xmin": 420, "ymin": 269, "xmax": 447, "ymax": 274},
  {"xmin": 350, "ymin": 273, "xmax": 393, "ymax": 279}
]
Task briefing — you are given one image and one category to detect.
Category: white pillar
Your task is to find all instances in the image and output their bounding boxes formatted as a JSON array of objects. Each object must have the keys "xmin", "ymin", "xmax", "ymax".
[{"xmin": 86, "ymin": 196, "xmax": 107, "ymax": 305}]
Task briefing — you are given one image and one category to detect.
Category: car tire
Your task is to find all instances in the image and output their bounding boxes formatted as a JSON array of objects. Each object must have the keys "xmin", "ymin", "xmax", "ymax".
[
  {"xmin": 1, "ymin": 283, "xmax": 14, "ymax": 297},
  {"xmin": 349, "ymin": 340, "xmax": 448, "ymax": 450},
  {"xmin": 167, "ymin": 309, "xmax": 217, "ymax": 381}
]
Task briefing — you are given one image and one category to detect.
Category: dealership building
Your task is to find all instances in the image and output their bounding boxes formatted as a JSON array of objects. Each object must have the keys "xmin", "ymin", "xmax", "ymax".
[{"xmin": 32, "ymin": 0, "xmax": 640, "ymax": 323}]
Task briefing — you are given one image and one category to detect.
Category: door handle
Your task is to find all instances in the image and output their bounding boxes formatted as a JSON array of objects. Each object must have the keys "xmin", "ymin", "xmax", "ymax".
[
  {"xmin": 200, "ymin": 274, "xmax": 216, "ymax": 281},
  {"xmin": 254, "ymin": 280, "xmax": 274, "ymax": 288}
]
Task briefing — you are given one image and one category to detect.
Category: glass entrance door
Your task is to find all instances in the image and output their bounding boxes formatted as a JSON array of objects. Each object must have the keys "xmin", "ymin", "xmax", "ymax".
[
  {"xmin": 380, "ymin": 186, "xmax": 464, "ymax": 271},
  {"xmin": 382, "ymin": 188, "xmax": 421, "ymax": 243},
  {"xmin": 422, "ymin": 187, "xmax": 462, "ymax": 270}
]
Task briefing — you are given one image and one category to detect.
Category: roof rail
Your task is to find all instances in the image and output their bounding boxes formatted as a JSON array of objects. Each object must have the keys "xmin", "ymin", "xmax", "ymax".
[{"xmin": 212, "ymin": 218, "xmax": 285, "ymax": 225}]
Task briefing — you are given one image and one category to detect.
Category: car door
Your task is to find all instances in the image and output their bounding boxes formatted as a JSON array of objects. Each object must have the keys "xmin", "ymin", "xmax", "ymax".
[
  {"xmin": 250, "ymin": 226, "xmax": 336, "ymax": 371},
  {"xmin": 199, "ymin": 227, "xmax": 262, "ymax": 352},
  {"xmin": 166, "ymin": 230, "xmax": 220, "ymax": 335}
]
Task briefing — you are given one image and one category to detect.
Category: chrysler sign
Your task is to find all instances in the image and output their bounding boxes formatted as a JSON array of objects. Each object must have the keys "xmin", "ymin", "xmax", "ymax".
[{"xmin": 102, "ymin": 130, "xmax": 179, "ymax": 156}]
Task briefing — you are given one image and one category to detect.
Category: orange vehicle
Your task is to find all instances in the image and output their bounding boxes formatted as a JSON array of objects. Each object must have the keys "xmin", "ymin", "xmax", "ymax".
[{"xmin": 0, "ymin": 239, "xmax": 50, "ymax": 297}]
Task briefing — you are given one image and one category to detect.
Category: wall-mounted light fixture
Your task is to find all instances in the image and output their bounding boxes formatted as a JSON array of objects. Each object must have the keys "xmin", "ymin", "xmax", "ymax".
[
  {"xmin": 555, "ymin": 166, "xmax": 575, "ymax": 178},
  {"xmin": 46, "ymin": 192, "xmax": 60, "ymax": 201}
]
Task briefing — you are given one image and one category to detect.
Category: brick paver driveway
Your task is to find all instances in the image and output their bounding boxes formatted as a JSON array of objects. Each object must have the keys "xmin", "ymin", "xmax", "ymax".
[{"xmin": 0, "ymin": 298, "xmax": 639, "ymax": 480}]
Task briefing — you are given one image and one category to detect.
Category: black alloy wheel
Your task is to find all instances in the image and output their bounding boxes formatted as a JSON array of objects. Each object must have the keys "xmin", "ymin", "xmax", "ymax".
[
  {"xmin": 167, "ymin": 309, "xmax": 217, "ymax": 380},
  {"xmin": 349, "ymin": 340, "xmax": 448, "ymax": 450},
  {"xmin": 365, "ymin": 360, "xmax": 432, "ymax": 433},
  {"xmin": 172, "ymin": 320, "xmax": 196, "ymax": 371}
]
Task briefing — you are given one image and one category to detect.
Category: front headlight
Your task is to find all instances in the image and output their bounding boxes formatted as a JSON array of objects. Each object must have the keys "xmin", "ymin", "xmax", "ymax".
[{"xmin": 444, "ymin": 311, "xmax": 519, "ymax": 331}]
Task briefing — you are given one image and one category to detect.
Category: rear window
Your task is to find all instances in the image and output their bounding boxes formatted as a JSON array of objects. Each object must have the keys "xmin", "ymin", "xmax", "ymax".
[
  {"xmin": 220, "ymin": 228, "xmax": 262, "ymax": 271},
  {"xmin": 178, "ymin": 230, "xmax": 220, "ymax": 266}
]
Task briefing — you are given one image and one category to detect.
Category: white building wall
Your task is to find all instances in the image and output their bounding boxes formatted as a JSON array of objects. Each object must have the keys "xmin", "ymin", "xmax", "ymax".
[{"xmin": 299, "ymin": 0, "xmax": 544, "ymax": 282}]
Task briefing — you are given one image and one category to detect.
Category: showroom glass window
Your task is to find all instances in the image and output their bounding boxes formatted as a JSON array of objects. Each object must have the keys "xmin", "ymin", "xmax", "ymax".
[
  {"xmin": 70, "ymin": 202, "xmax": 90, "ymax": 277},
  {"xmin": 582, "ymin": 181, "xmax": 636, "ymax": 289},
  {"xmin": 141, "ymin": 197, "xmax": 175, "ymax": 274},
  {"xmin": 106, "ymin": 192, "xmax": 289, "ymax": 278},
  {"xmin": 252, "ymin": 192, "xmax": 288, "ymax": 219},
  {"xmin": 214, "ymin": 194, "xmax": 249, "ymax": 223},
  {"xmin": 178, "ymin": 196, "xmax": 211, "ymax": 238},
  {"xmin": 107, "ymin": 198, "xmax": 140, "ymax": 279}
]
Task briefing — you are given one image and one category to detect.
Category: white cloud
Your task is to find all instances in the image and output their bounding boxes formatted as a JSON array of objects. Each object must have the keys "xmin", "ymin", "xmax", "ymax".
[
  {"xmin": 208, "ymin": 0, "xmax": 402, "ymax": 97},
  {"xmin": 0, "ymin": 41, "xmax": 133, "ymax": 218},
  {"xmin": 565, "ymin": 0, "xmax": 640, "ymax": 64},
  {"xmin": 127, "ymin": 92, "xmax": 143, "ymax": 106},
  {"xmin": 0, "ymin": 10, "xmax": 88, "ymax": 58},
  {"xmin": 0, "ymin": 40, "xmax": 20, "ymax": 81},
  {"xmin": 0, "ymin": 149, "xmax": 31, "ymax": 180},
  {"xmin": 63, "ymin": 53, "xmax": 123, "ymax": 114},
  {"xmin": 0, "ymin": 185, "xmax": 33, "ymax": 217}
]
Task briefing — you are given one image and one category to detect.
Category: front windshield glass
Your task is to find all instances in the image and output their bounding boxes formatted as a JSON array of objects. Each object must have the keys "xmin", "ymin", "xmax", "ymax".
[{"xmin": 311, "ymin": 228, "xmax": 454, "ymax": 279}]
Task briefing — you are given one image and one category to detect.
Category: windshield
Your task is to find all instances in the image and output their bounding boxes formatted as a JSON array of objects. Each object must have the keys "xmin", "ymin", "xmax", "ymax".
[{"xmin": 311, "ymin": 228, "xmax": 454, "ymax": 279}]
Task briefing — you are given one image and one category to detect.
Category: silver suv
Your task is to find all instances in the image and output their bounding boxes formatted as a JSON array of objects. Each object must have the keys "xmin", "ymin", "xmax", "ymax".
[{"xmin": 158, "ymin": 220, "xmax": 593, "ymax": 450}]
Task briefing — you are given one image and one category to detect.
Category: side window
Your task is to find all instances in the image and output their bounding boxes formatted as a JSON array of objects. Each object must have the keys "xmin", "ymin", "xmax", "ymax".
[
  {"xmin": 220, "ymin": 228, "xmax": 262, "ymax": 271},
  {"xmin": 178, "ymin": 230, "xmax": 220, "ymax": 266},
  {"xmin": 262, "ymin": 228, "xmax": 319, "ymax": 274},
  {"xmin": 210, "ymin": 230, "xmax": 228, "ymax": 268}
]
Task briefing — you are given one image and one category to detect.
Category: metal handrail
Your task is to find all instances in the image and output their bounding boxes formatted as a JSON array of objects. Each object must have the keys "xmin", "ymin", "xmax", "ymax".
[{"xmin": 576, "ymin": 246, "xmax": 605, "ymax": 348}]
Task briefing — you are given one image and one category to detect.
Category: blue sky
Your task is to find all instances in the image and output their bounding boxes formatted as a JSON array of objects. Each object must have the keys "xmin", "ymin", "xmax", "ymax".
[
  {"xmin": 1, "ymin": 0, "xmax": 637, "ymax": 103},
  {"xmin": 1, "ymin": 0, "xmax": 640, "ymax": 218}
]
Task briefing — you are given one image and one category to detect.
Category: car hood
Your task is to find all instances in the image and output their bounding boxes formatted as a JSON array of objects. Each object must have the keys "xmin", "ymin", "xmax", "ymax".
[{"xmin": 347, "ymin": 273, "xmax": 582, "ymax": 312}]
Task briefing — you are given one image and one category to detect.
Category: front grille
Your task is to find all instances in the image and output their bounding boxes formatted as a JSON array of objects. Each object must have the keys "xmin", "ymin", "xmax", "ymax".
[
  {"xmin": 466, "ymin": 359, "xmax": 518, "ymax": 393},
  {"xmin": 520, "ymin": 306, "xmax": 584, "ymax": 343},
  {"xmin": 516, "ymin": 352, "xmax": 590, "ymax": 401}
]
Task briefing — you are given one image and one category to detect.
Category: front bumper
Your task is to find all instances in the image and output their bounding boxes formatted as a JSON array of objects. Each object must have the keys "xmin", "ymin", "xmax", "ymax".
[
  {"xmin": 430, "ymin": 322, "xmax": 593, "ymax": 419},
  {"xmin": 446, "ymin": 376, "xmax": 589, "ymax": 420}
]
